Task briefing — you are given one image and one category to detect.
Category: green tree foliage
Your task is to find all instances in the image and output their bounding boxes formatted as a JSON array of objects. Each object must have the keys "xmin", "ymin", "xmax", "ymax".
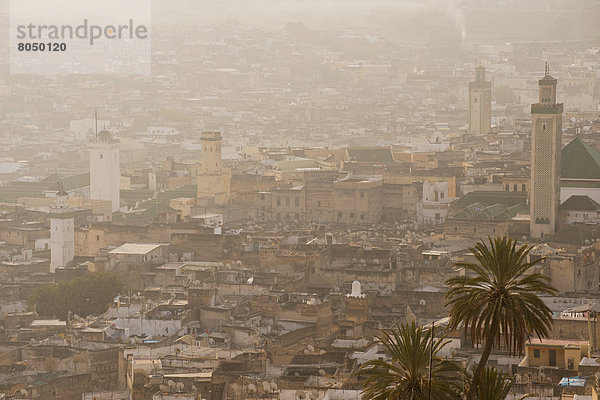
[
  {"xmin": 28, "ymin": 273, "xmax": 123, "ymax": 319},
  {"xmin": 472, "ymin": 367, "xmax": 522, "ymax": 400},
  {"xmin": 357, "ymin": 322, "xmax": 460, "ymax": 400},
  {"xmin": 445, "ymin": 237, "xmax": 556, "ymax": 400}
]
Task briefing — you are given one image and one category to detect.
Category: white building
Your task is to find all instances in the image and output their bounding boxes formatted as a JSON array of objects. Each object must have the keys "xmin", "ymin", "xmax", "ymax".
[
  {"xmin": 89, "ymin": 131, "xmax": 120, "ymax": 213},
  {"xmin": 50, "ymin": 187, "xmax": 74, "ymax": 273},
  {"xmin": 416, "ymin": 181, "xmax": 455, "ymax": 224}
]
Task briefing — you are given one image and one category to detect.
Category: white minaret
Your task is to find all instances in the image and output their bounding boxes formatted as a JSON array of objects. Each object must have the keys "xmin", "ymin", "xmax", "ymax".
[
  {"xmin": 50, "ymin": 184, "xmax": 75, "ymax": 273},
  {"xmin": 89, "ymin": 130, "xmax": 120, "ymax": 213},
  {"xmin": 530, "ymin": 63, "xmax": 563, "ymax": 239}
]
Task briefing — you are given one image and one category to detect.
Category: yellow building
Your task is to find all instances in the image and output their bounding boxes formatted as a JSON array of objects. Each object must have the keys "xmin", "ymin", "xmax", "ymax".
[{"xmin": 520, "ymin": 338, "xmax": 588, "ymax": 370}]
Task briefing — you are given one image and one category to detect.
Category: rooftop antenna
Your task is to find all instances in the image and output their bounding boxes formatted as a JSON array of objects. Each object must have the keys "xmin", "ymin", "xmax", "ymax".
[
  {"xmin": 95, "ymin": 110, "xmax": 98, "ymax": 138},
  {"xmin": 545, "ymin": 62, "xmax": 549, "ymax": 76}
]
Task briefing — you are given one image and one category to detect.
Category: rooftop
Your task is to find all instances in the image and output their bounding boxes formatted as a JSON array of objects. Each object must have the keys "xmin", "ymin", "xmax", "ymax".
[
  {"xmin": 561, "ymin": 137, "xmax": 600, "ymax": 180},
  {"xmin": 109, "ymin": 243, "xmax": 166, "ymax": 255}
]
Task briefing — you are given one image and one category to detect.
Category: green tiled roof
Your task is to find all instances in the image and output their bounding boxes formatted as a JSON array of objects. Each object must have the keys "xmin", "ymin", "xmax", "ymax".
[
  {"xmin": 561, "ymin": 137, "xmax": 600, "ymax": 180},
  {"xmin": 120, "ymin": 189, "xmax": 155, "ymax": 206},
  {"xmin": 559, "ymin": 195, "xmax": 600, "ymax": 211},
  {"xmin": 0, "ymin": 172, "xmax": 90, "ymax": 201},
  {"xmin": 452, "ymin": 190, "xmax": 528, "ymax": 210},
  {"xmin": 54, "ymin": 172, "xmax": 90, "ymax": 192},
  {"xmin": 347, "ymin": 148, "xmax": 395, "ymax": 163},
  {"xmin": 453, "ymin": 202, "xmax": 528, "ymax": 221}
]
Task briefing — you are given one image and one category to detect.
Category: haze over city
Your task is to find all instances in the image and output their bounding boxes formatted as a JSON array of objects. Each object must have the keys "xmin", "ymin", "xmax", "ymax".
[{"xmin": 0, "ymin": 1, "xmax": 599, "ymax": 399}]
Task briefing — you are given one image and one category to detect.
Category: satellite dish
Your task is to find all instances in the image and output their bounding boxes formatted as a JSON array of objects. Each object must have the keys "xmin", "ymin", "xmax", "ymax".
[{"xmin": 247, "ymin": 277, "xmax": 254, "ymax": 284}]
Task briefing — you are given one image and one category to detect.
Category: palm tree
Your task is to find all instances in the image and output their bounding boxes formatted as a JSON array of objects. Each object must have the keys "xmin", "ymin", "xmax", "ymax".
[
  {"xmin": 445, "ymin": 236, "xmax": 557, "ymax": 400},
  {"xmin": 463, "ymin": 367, "xmax": 527, "ymax": 400},
  {"xmin": 357, "ymin": 322, "xmax": 459, "ymax": 400}
]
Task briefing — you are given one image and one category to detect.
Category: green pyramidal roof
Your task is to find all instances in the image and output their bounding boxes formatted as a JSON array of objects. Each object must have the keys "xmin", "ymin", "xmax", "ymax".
[{"xmin": 561, "ymin": 137, "xmax": 600, "ymax": 180}]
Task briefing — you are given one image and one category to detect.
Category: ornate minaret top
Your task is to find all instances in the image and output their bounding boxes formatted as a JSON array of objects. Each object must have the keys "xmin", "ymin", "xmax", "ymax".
[{"xmin": 538, "ymin": 62, "xmax": 558, "ymax": 105}]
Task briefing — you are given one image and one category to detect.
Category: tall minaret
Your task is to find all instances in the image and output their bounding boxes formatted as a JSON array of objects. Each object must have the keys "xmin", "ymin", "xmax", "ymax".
[
  {"xmin": 50, "ymin": 183, "xmax": 75, "ymax": 273},
  {"xmin": 89, "ymin": 130, "xmax": 120, "ymax": 213},
  {"xmin": 197, "ymin": 131, "xmax": 230, "ymax": 207},
  {"xmin": 200, "ymin": 131, "xmax": 223, "ymax": 174},
  {"xmin": 530, "ymin": 63, "xmax": 563, "ymax": 239},
  {"xmin": 468, "ymin": 66, "xmax": 492, "ymax": 135}
]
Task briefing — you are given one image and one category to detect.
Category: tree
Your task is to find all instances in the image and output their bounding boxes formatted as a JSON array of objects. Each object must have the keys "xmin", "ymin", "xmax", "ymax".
[
  {"xmin": 459, "ymin": 366, "xmax": 528, "ymax": 400},
  {"xmin": 357, "ymin": 322, "xmax": 459, "ymax": 400},
  {"xmin": 445, "ymin": 237, "xmax": 557, "ymax": 400},
  {"xmin": 29, "ymin": 272, "xmax": 123, "ymax": 319}
]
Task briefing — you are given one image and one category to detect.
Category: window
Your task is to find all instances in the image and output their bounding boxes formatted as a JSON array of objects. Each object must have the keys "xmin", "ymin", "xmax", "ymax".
[
  {"xmin": 317, "ymin": 200, "xmax": 321, "ymax": 207},
  {"xmin": 513, "ymin": 184, "xmax": 518, "ymax": 191},
  {"xmin": 260, "ymin": 194, "xmax": 265, "ymax": 200},
  {"xmin": 295, "ymin": 197, "xmax": 300, "ymax": 207},
  {"xmin": 285, "ymin": 197, "xmax": 290, "ymax": 207},
  {"xmin": 276, "ymin": 197, "xmax": 281, "ymax": 206},
  {"xmin": 505, "ymin": 184, "xmax": 510, "ymax": 191},
  {"xmin": 338, "ymin": 212, "xmax": 342, "ymax": 218},
  {"xmin": 100, "ymin": 153, "xmax": 103, "ymax": 159},
  {"xmin": 350, "ymin": 213, "xmax": 354, "ymax": 218},
  {"xmin": 440, "ymin": 193, "xmax": 444, "ymax": 199},
  {"xmin": 522, "ymin": 184, "xmax": 526, "ymax": 191},
  {"xmin": 360, "ymin": 192, "xmax": 365, "ymax": 199},
  {"xmin": 542, "ymin": 123, "xmax": 547, "ymax": 131},
  {"xmin": 96, "ymin": 235, "xmax": 100, "ymax": 241},
  {"xmin": 533, "ymin": 349, "xmax": 540, "ymax": 358}
]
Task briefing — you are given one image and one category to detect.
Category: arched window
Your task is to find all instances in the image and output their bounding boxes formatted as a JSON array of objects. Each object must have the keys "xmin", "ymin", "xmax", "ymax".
[
  {"xmin": 522, "ymin": 184, "xmax": 526, "ymax": 191},
  {"xmin": 513, "ymin": 184, "xmax": 518, "ymax": 191},
  {"xmin": 505, "ymin": 184, "xmax": 510, "ymax": 191}
]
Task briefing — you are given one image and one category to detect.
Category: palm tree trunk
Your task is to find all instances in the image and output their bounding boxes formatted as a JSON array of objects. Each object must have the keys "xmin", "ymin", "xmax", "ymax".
[{"xmin": 466, "ymin": 324, "xmax": 498, "ymax": 400}]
